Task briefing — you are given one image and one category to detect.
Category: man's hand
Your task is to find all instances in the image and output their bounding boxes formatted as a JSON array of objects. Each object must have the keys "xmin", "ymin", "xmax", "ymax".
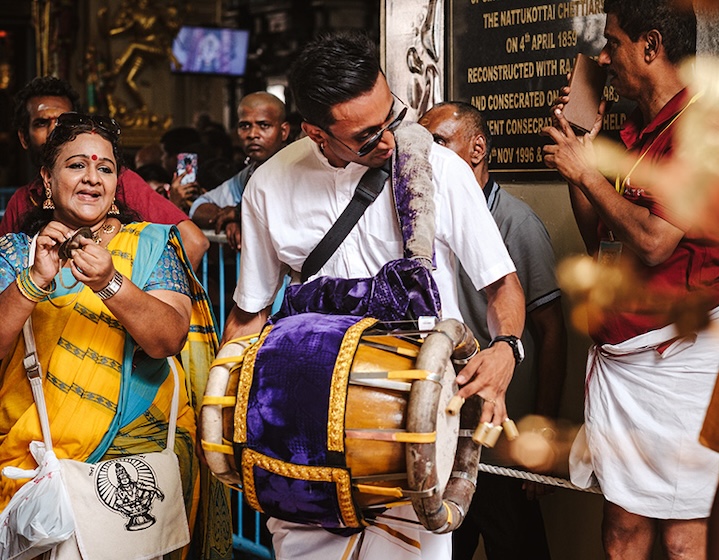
[
  {"xmin": 224, "ymin": 222, "xmax": 242, "ymax": 251},
  {"xmin": 456, "ymin": 272, "xmax": 525, "ymax": 425},
  {"xmin": 456, "ymin": 342, "xmax": 516, "ymax": 425},
  {"xmin": 221, "ymin": 304, "xmax": 270, "ymax": 346},
  {"xmin": 542, "ymin": 109, "xmax": 603, "ymax": 187},
  {"xmin": 214, "ymin": 206, "xmax": 240, "ymax": 233},
  {"xmin": 169, "ymin": 172, "xmax": 203, "ymax": 213}
]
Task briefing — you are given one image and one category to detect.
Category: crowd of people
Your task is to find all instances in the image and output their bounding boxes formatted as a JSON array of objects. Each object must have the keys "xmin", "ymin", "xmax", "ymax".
[{"xmin": 2, "ymin": 0, "xmax": 719, "ymax": 558}]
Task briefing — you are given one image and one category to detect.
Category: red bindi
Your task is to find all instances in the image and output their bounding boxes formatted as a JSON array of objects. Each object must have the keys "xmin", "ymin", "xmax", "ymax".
[{"xmin": 91, "ymin": 154, "xmax": 98, "ymax": 160}]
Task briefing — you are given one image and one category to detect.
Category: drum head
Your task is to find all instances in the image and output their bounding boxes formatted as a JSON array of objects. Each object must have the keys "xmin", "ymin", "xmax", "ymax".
[{"xmin": 435, "ymin": 363, "xmax": 460, "ymax": 493}]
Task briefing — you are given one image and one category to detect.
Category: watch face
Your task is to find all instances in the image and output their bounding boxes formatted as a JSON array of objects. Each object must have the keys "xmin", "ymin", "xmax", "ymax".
[{"xmin": 516, "ymin": 338, "xmax": 525, "ymax": 361}]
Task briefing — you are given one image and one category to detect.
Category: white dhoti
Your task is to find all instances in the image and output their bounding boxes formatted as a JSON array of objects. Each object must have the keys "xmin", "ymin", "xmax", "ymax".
[
  {"xmin": 570, "ymin": 310, "xmax": 719, "ymax": 519},
  {"xmin": 267, "ymin": 506, "xmax": 451, "ymax": 560}
]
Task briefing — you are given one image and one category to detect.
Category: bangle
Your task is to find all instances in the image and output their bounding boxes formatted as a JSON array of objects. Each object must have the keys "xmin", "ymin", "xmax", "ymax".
[
  {"xmin": 95, "ymin": 271, "xmax": 124, "ymax": 300},
  {"xmin": 16, "ymin": 268, "xmax": 56, "ymax": 303}
]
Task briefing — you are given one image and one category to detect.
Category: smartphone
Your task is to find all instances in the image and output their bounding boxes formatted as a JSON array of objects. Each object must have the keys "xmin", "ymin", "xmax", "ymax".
[
  {"xmin": 563, "ymin": 54, "xmax": 608, "ymax": 133},
  {"xmin": 177, "ymin": 153, "xmax": 198, "ymax": 185}
]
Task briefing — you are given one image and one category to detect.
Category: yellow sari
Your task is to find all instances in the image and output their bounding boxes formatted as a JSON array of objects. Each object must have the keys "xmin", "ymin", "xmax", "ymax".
[{"xmin": 0, "ymin": 222, "xmax": 232, "ymax": 559}]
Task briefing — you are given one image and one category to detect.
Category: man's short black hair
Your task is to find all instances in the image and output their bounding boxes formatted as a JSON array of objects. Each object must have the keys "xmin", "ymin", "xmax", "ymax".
[
  {"xmin": 160, "ymin": 126, "xmax": 202, "ymax": 157},
  {"xmin": 604, "ymin": 0, "xmax": 696, "ymax": 63},
  {"xmin": 289, "ymin": 31, "xmax": 382, "ymax": 130},
  {"xmin": 136, "ymin": 163, "xmax": 172, "ymax": 185},
  {"xmin": 12, "ymin": 76, "xmax": 81, "ymax": 139}
]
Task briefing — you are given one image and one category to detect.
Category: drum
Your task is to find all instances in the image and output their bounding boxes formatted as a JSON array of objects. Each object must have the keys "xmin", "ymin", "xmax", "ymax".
[{"xmin": 200, "ymin": 313, "xmax": 481, "ymax": 533}]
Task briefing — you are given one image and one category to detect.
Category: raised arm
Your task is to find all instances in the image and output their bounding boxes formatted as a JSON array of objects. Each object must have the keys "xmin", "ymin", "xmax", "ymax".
[{"xmin": 543, "ymin": 110, "xmax": 684, "ymax": 265}]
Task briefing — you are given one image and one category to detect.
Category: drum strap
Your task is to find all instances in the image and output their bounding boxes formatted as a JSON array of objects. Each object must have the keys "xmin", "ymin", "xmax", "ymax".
[{"xmin": 301, "ymin": 160, "xmax": 391, "ymax": 282}]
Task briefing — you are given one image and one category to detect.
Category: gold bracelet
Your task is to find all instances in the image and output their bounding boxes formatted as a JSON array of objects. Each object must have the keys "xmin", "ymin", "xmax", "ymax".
[{"xmin": 16, "ymin": 268, "xmax": 56, "ymax": 303}]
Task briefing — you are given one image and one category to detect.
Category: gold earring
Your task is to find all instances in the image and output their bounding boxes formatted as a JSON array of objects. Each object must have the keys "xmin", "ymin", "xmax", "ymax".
[
  {"xmin": 43, "ymin": 184, "xmax": 55, "ymax": 210},
  {"xmin": 109, "ymin": 199, "xmax": 119, "ymax": 215}
]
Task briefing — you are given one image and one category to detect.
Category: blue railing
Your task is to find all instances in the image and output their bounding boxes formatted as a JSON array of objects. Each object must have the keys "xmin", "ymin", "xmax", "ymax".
[{"xmin": 199, "ymin": 231, "xmax": 274, "ymax": 560}]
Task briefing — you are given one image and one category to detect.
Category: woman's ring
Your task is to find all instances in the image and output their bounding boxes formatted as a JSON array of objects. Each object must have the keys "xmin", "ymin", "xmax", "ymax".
[{"xmin": 483, "ymin": 397, "xmax": 496, "ymax": 406}]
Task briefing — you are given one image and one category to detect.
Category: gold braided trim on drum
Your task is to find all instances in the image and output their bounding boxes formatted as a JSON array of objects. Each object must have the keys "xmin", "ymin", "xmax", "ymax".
[
  {"xmin": 327, "ymin": 317, "xmax": 378, "ymax": 453},
  {"xmin": 234, "ymin": 325, "xmax": 273, "ymax": 444},
  {"xmin": 241, "ymin": 448, "xmax": 362, "ymax": 527}
]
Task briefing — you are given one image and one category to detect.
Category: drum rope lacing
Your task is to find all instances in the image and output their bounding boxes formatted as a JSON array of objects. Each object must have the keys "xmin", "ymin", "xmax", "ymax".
[{"xmin": 476, "ymin": 462, "xmax": 603, "ymax": 494}]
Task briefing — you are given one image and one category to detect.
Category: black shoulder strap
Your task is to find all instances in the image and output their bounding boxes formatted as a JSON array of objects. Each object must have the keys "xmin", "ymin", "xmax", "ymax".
[{"xmin": 301, "ymin": 161, "xmax": 390, "ymax": 283}]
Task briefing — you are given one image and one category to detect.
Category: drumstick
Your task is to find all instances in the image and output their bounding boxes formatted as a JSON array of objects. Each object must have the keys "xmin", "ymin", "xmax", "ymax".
[
  {"xmin": 473, "ymin": 422, "xmax": 504, "ymax": 447},
  {"xmin": 360, "ymin": 339, "xmax": 420, "ymax": 357},
  {"xmin": 471, "ymin": 420, "xmax": 519, "ymax": 447},
  {"xmin": 472, "ymin": 422, "xmax": 491, "ymax": 445},
  {"xmin": 446, "ymin": 394, "xmax": 465, "ymax": 415},
  {"xmin": 502, "ymin": 418, "xmax": 520, "ymax": 441}
]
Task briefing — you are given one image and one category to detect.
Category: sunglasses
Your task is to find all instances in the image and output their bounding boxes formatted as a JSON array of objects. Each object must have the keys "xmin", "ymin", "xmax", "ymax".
[
  {"xmin": 55, "ymin": 112, "xmax": 121, "ymax": 137},
  {"xmin": 325, "ymin": 94, "xmax": 408, "ymax": 157}
]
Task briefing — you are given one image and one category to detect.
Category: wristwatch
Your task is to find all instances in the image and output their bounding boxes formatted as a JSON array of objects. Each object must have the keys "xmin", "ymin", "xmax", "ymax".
[
  {"xmin": 489, "ymin": 335, "xmax": 525, "ymax": 366},
  {"xmin": 95, "ymin": 271, "xmax": 124, "ymax": 300}
]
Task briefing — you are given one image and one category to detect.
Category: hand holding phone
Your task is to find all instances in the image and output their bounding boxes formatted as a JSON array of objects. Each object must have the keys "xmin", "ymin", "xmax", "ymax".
[
  {"xmin": 562, "ymin": 54, "xmax": 607, "ymax": 133},
  {"xmin": 176, "ymin": 153, "xmax": 198, "ymax": 185}
]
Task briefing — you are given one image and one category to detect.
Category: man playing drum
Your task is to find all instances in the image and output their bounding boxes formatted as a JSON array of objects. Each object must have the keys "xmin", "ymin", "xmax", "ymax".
[{"xmin": 221, "ymin": 31, "xmax": 525, "ymax": 560}]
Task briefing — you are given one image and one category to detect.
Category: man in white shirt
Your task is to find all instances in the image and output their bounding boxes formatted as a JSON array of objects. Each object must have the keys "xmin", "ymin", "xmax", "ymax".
[
  {"xmin": 221, "ymin": 31, "xmax": 525, "ymax": 559},
  {"xmin": 190, "ymin": 92, "xmax": 289, "ymax": 250}
]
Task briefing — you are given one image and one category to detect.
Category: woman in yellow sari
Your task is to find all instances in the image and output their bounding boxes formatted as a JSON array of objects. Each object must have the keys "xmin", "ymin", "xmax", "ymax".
[{"xmin": 0, "ymin": 113, "xmax": 231, "ymax": 559}]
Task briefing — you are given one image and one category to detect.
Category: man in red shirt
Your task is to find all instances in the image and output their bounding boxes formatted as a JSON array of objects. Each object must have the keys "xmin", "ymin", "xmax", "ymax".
[
  {"xmin": 1, "ymin": 76, "xmax": 209, "ymax": 269},
  {"xmin": 543, "ymin": 1, "xmax": 719, "ymax": 558}
]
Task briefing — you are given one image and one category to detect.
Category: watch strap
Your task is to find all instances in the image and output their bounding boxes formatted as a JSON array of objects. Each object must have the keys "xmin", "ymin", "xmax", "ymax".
[
  {"xmin": 489, "ymin": 335, "xmax": 523, "ymax": 365},
  {"xmin": 95, "ymin": 271, "xmax": 123, "ymax": 300}
]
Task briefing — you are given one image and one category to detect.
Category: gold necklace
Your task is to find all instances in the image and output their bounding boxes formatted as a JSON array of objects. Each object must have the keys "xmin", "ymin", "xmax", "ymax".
[{"xmin": 91, "ymin": 222, "xmax": 117, "ymax": 244}]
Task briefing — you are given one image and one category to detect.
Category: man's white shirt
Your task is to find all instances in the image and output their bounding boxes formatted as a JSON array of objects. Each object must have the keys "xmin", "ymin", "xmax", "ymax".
[{"xmin": 235, "ymin": 135, "xmax": 515, "ymax": 320}]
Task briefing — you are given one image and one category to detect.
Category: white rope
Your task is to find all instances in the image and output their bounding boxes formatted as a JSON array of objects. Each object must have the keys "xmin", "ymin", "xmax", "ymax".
[{"xmin": 477, "ymin": 462, "xmax": 603, "ymax": 494}]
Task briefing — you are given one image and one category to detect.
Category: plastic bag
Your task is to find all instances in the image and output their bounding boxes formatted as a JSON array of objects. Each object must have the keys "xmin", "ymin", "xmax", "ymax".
[{"xmin": 0, "ymin": 441, "xmax": 75, "ymax": 560}]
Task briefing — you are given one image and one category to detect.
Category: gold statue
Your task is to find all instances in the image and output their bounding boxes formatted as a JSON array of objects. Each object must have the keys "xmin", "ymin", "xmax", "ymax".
[{"xmin": 100, "ymin": 0, "xmax": 180, "ymax": 115}]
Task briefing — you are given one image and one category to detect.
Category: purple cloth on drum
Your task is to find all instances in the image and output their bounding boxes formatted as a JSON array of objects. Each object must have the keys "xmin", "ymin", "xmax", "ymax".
[
  {"xmin": 245, "ymin": 313, "xmax": 362, "ymax": 527},
  {"xmin": 274, "ymin": 258, "xmax": 441, "ymax": 322}
]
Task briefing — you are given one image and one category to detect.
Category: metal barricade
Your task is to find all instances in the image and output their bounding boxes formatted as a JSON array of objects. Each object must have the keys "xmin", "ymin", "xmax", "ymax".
[{"xmin": 199, "ymin": 231, "xmax": 274, "ymax": 559}]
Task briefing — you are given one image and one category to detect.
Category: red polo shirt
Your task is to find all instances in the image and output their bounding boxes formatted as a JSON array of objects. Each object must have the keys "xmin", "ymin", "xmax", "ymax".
[
  {"xmin": 0, "ymin": 168, "xmax": 188, "ymax": 236},
  {"xmin": 592, "ymin": 89, "xmax": 719, "ymax": 344}
]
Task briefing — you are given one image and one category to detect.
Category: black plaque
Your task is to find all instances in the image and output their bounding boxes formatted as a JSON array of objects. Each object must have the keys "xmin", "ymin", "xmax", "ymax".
[{"xmin": 448, "ymin": 0, "xmax": 631, "ymax": 181}]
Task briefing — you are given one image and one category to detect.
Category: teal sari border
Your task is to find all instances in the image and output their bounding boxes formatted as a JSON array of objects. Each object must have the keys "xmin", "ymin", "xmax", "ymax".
[{"xmin": 88, "ymin": 223, "xmax": 174, "ymax": 462}]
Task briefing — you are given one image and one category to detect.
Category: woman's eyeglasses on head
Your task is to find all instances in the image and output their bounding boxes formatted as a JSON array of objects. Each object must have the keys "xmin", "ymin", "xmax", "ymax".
[{"xmin": 55, "ymin": 112, "xmax": 121, "ymax": 138}]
